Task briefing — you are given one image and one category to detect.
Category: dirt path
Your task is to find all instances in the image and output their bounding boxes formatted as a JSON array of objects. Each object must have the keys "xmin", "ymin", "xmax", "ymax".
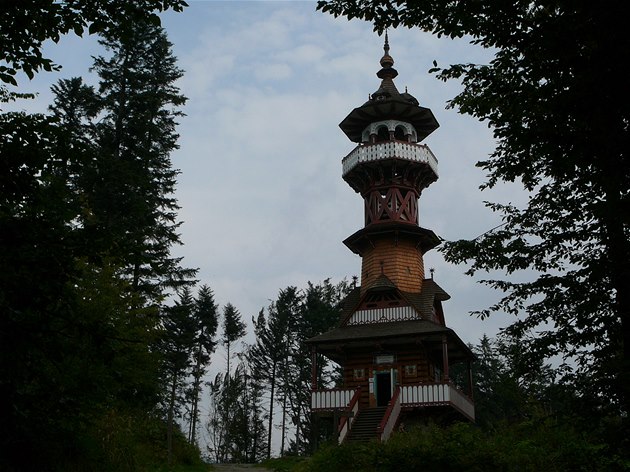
[{"xmin": 211, "ymin": 464, "xmax": 268, "ymax": 472}]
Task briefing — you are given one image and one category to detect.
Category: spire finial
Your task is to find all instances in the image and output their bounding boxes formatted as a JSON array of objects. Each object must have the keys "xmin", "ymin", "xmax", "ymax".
[{"xmin": 379, "ymin": 30, "xmax": 395, "ymax": 71}]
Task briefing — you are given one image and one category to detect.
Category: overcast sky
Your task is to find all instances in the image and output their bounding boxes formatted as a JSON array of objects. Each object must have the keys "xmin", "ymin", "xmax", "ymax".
[{"xmin": 9, "ymin": 1, "xmax": 524, "ymax": 351}]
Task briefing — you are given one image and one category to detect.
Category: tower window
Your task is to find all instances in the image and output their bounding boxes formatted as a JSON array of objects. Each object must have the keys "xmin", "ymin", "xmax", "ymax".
[{"xmin": 376, "ymin": 126, "xmax": 390, "ymax": 142}]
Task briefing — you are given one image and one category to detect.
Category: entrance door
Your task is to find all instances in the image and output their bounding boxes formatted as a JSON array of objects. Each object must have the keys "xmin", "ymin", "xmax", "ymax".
[{"xmin": 375, "ymin": 372, "xmax": 391, "ymax": 406}]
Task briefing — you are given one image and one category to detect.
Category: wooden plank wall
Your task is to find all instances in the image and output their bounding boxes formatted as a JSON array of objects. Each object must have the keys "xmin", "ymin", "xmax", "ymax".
[
  {"xmin": 341, "ymin": 346, "xmax": 436, "ymax": 407},
  {"xmin": 360, "ymin": 238, "xmax": 425, "ymax": 294}
]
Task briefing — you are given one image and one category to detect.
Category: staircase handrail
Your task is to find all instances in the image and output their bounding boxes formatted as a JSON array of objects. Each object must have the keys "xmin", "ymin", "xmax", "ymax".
[
  {"xmin": 378, "ymin": 386, "xmax": 401, "ymax": 441},
  {"xmin": 338, "ymin": 387, "xmax": 362, "ymax": 444}
]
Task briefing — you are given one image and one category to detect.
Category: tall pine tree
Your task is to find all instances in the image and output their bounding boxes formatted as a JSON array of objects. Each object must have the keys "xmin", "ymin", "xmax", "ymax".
[
  {"xmin": 187, "ymin": 285, "xmax": 219, "ymax": 445},
  {"xmin": 85, "ymin": 19, "xmax": 196, "ymax": 303},
  {"xmin": 223, "ymin": 302, "xmax": 246, "ymax": 379},
  {"xmin": 160, "ymin": 287, "xmax": 197, "ymax": 465}
]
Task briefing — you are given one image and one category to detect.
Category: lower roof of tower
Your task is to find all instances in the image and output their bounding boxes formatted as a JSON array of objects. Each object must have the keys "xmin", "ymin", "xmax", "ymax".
[{"xmin": 344, "ymin": 222, "xmax": 441, "ymax": 255}]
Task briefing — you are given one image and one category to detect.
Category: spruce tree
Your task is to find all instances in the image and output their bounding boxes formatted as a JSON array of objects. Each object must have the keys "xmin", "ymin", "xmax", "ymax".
[
  {"xmin": 1, "ymin": 3, "xmax": 191, "ymax": 469},
  {"xmin": 249, "ymin": 303, "xmax": 291, "ymax": 459},
  {"xmin": 222, "ymin": 302, "xmax": 246, "ymax": 378},
  {"xmin": 86, "ymin": 19, "xmax": 196, "ymax": 303},
  {"xmin": 187, "ymin": 284, "xmax": 219, "ymax": 445},
  {"xmin": 161, "ymin": 287, "xmax": 197, "ymax": 465}
]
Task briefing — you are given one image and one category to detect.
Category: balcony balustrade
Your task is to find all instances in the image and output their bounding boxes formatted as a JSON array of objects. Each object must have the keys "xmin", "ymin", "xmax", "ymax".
[
  {"xmin": 312, "ymin": 382, "xmax": 474, "ymax": 421},
  {"xmin": 311, "ymin": 388, "xmax": 357, "ymax": 411},
  {"xmin": 400, "ymin": 383, "xmax": 475, "ymax": 421},
  {"xmin": 342, "ymin": 141, "xmax": 439, "ymax": 177}
]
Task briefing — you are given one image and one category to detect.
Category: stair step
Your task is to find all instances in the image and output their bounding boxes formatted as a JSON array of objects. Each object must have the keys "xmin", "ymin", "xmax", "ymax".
[{"xmin": 345, "ymin": 407, "xmax": 388, "ymax": 443}]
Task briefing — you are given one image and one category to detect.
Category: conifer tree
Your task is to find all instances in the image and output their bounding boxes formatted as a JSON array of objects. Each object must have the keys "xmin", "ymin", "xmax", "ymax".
[
  {"xmin": 187, "ymin": 285, "xmax": 219, "ymax": 445},
  {"xmin": 160, "ymin": 287, "xmax": 197, "ymax": 465},
  {"xmin": 288, "ymin": 279, "xmax": 351, "ymax": 454},
  {"xmin": 249, "ymin": 304, "xmax": 291, "ymax": 459},
  {"xmin": 206, "ymin": 356, "xmax": 267, "ymax": 463},
  {"xmin": 222, "ymin": 302, "xmax": 246, "ymax": 378},
  {"xmin": 85, "ymin": 19, "xmax": 196, "ymax": 303},
  {"xmin": 1, "ymin": 3, "xmax": 192, "ymax": 469}
]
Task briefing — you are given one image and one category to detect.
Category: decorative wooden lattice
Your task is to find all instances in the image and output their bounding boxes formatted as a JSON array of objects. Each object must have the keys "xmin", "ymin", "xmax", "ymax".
[{"xmin": 364, "ymin": 187, "xmax": 418, "ymax": 225}]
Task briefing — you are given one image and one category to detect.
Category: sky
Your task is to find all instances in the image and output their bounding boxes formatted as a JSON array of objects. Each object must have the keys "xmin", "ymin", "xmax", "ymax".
[
  {"xmin": 6, "ymin": 0, "xmax": 533, "ymax": 454},
  {"xmin": 7, "ymin": 1, "xmax": 522, "ymax": 346}
]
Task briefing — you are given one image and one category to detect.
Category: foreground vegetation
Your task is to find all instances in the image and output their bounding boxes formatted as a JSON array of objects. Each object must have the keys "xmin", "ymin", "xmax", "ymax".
[{"xmin": 296, "ymin": 421, "xmax": 625, "ymax": 472}]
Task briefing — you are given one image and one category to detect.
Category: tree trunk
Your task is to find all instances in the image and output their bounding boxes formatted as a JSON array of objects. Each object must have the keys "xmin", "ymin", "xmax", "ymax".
[
  {"xmin": 266, "ymin": 362, "xmax": 276, "ymax": 460},
  {"xmin": 280, "ymin": 390, "xmax": 287, "ymax": 456},
  {"xmin": 188, "ymin": 343, "xmax": 203, "ymax": 444},
  {"xmin": 167, "ymin": 371, "xmax": 177, "ymax": 465}
]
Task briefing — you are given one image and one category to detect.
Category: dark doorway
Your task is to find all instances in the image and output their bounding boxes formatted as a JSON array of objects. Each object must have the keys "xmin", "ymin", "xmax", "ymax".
[{"xmin": 376, "ymin": 372, "xmax": 392, "ymax": 406}]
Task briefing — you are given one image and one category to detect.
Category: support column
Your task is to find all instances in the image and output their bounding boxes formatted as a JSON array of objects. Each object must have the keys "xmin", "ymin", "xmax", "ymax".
[
  {"xmin": 441, "ymin": 335, "xmax": 449, "ymax": 382},
  {"xmin": 311, "ymin": 346, "xmax": 317, "ymax": 390},
  {"xmin": 467, "ymin": 360, "xmax": 474, "ymax": 400}
]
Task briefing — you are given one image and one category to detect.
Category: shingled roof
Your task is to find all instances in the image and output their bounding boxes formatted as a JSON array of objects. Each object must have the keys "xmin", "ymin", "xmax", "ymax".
[{"xmin": 402, "ymin": 279, "xmax": 451, "ymax": 323}]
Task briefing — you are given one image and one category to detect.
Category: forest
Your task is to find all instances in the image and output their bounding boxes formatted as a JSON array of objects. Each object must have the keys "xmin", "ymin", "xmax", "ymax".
[{"xmin": 2, "ymin": 1, "xmax": 629, "ymax": 471}]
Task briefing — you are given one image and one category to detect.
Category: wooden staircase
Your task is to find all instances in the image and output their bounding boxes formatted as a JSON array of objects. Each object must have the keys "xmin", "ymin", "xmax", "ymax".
[{"xmin": 345, "ymin": 407, "xmax": 387, "ymax": 442}]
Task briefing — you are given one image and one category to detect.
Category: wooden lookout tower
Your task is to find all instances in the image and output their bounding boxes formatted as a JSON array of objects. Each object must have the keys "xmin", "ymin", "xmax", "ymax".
[{"xmin": 307, "ymin": 34, "xmax": 475, "ymax": 443}]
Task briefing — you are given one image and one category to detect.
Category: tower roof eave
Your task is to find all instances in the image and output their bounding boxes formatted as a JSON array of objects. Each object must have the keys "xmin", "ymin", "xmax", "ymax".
[
  {"xmin": 340, "ymin": 98, "xmax": 439, "ymax": 143},
  {"xmin": 343, "ymin": 222, "xmax": 441, "ymax": 255}
]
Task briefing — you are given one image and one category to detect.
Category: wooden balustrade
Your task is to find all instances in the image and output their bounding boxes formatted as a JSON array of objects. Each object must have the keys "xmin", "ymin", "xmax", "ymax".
[
  {"xmin": 400, "ymin": 382, "xmax": 474, "ymax": 421},
  {"xmin": 342, "ymin": 141, "xmax": 439, "ymax": 177},
  {"xmin": 311, "ymin": 388, "xmax": 356, "ymax": 411}
]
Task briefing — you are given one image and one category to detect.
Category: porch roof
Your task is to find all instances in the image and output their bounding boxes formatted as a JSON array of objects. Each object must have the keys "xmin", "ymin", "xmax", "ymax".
[{"xmin": 305, "ymin": 319, "xmax": 474, "ymax": 363}]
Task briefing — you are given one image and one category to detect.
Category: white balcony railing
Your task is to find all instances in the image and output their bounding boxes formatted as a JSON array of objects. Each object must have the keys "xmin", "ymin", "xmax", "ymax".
[
  {"xmin": 311, "ymin": 388, "xmax": 356, "ymax": 411},
  {"xmin": 342, "ymin": 141, "xmax": 439, "ymax": 177},
  {"xmin": 400, "ymin": 383, "xmax": 475, "ymax": 421}
]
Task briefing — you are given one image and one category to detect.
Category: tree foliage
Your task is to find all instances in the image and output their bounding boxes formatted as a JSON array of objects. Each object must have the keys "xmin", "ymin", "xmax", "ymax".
[
  {"xmin": 298, "ymin": 420, "xmax": 622, "ymax": 472},
  {"xmin": 160, "ymin": 287, "xmax": 197, "ymax": 464},
  {"xmin": 317, "ymin": 0, "xmax": 630, "ymax": 420},
  {"xmin": 248, "ymin": 279, "xmax": 352, "ymax": 458},
  {"xmin": 187, "ymin": 284, "xmax": 219, "ymax": 445},
  {"xmin": 207, "ymin": 359, "xmax": 267, "ymax": 464},
  {"xmin": 223, "ymin": 302, "xmax": 246, "ymax": 377},
  {"xmin": 87, "ymin": 20, "xmax": 196, "ymax": 300},
  {"xmin": 0, "ymin": 5, "xmax": 195, "ymax": 469},
  {"xmin": 0, "ymin": 0, "xmax": 187, "ymax": 85}
]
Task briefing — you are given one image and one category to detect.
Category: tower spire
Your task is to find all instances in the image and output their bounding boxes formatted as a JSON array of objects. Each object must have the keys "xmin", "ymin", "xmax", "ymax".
[{"xmin": 378, "ymin": 31, "xmax": 396, "ymax": 77}]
